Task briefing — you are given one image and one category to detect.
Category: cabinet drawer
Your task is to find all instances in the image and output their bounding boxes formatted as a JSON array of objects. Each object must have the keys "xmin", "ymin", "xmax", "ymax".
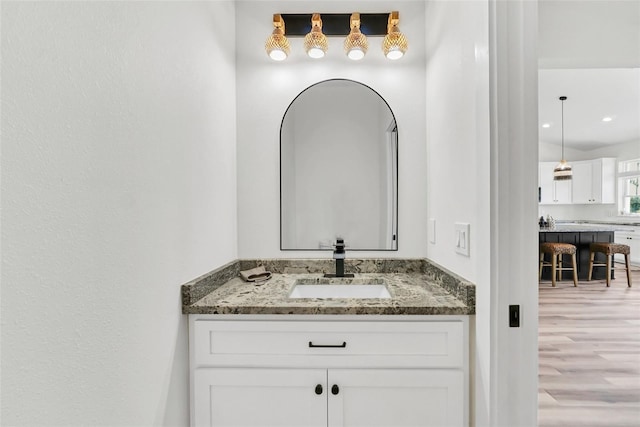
[{"xmin": 192, "ymin": 320, "xmax": 464, "ymax": 369}]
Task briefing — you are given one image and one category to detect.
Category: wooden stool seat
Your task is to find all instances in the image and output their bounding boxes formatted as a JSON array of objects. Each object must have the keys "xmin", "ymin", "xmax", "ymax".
[
  {"xmin": 588, "ymin": 242, "xmax": 632, "ymax": 287},
  {"xmin": 589, "ymin": 242, "xmax": 631, "ymax": 256},
  {"xmin": 539, "ymin": 242, "xmax": 578, "ymax": 287}
]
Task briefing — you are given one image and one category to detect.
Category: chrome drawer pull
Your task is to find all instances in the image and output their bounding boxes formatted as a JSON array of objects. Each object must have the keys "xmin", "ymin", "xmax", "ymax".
[{"xmin": 308, "ymin": 341, "xmax": 346, "ymax": 348}]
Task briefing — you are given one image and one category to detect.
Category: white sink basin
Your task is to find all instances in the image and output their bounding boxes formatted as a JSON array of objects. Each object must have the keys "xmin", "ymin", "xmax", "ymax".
[{"xmin": 289, "ymin": 281, "xmax": 391, "ymax": 299}]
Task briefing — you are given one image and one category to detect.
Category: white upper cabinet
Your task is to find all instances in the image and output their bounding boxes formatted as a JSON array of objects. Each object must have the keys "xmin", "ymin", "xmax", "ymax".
[
  {"xmin": 571, "ymin": 158, "xmax": 616, "ymax": 204},
  {"xmin": 539, "ymin": 162, "xmax": 572, "ymax": 204},
  {"xmin": 539, "ymin": 158, "xmax": 615, "ymax": 205}
]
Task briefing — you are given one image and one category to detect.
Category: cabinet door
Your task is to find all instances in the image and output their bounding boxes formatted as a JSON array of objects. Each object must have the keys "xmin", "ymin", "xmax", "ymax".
[
  {"xmin": 571, "ymin": 161, "xmax": 592, "ymax": 204},
  {"xmin": 571, "ymin": 158, "xmax": 616, "ymax": 204},
  {"xmin": 193, "ymin": 368, "xmax": 327, "ymax": 427},
  {"xmin": 540, "ymin": 162, "xmax": 572, "ymax": 204},
  {"xmin": 589, "ymin": 160, "xmax": 602, "ymax": 203},
  {"xmin": 539, "ymin": 163, "xmax": 555, "ymax": 204},
  {"xmin": 615, "ymin": 233, "xmax": 640, "ymax": 265},
  {"xmin": 554, "ymin": 180, "xmax": 572, "ymax": 203},
  {"xmin": 598, "ymin": 158, "xmax": 617, "ymax": 204},
  {"xmin": 630, "ymin": 235, "xmax": 640, "ymax": 265},
  {"xmin": 327, "ymin": 369, "xmax": 464, "ymax": 427}
]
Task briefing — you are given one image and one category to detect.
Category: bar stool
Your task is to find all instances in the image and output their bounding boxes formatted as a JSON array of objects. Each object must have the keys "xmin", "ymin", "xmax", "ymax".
[
  {"xmin": 539, "ymin": 242, "xmax": 578, "ymax": 287},
  {"xmin": 587, "ymin": 242, "xmax": 632, "ymax": 287}
]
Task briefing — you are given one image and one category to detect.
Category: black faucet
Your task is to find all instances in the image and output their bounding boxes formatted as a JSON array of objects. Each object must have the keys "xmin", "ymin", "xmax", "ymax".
[{"xmin": 324, "ymin": 238, "xmax": 354, "ymax": 278}]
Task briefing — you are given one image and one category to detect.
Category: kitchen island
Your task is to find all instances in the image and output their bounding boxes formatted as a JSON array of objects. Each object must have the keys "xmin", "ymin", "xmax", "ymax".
[{"xmin": 539, "ymin": 225, "xmax": 619, "ymax": 280}]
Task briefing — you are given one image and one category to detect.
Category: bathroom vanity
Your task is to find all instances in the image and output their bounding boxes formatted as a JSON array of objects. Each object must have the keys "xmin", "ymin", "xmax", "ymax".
[{"xmin": 182, "ymin": 259, "xmax": 475, "ymax": 427}]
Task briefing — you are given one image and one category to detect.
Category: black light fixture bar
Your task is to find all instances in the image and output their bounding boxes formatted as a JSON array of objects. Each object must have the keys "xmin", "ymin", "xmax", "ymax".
[{"xmin": 281, "ymin": 13, "xmax": 389, "ymax": 36}]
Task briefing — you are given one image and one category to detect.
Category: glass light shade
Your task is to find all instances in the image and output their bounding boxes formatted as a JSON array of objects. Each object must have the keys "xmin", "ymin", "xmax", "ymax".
[
  {"xmin": 304, "ymin": 29, "xmax": 328, "ymax": 58},
  {"xmin": 265, "ymin": 33, "xmax": 289, "ymax": 61},
  {"xmin": 268, "ymin": 48, "xmax": 287, "ymax": 61},
  {"xmin": 383, "ymin": 29, "xmax": 408, "ymax": 60},
  {"xmin": 553, "ymin": 160, "xmax": 573, "ymax": 181},
  {"xmin": 344, "ymin": 34, "xmax": 367, "ymax": 59},
  {"xmin": 347, "ymin": 48, "xmax": 365, "ymax": 60}
]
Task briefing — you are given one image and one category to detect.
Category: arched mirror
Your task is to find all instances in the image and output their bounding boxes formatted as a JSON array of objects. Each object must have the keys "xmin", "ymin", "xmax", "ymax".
[{"xmin": 280, "ymin": 79, "xmax": 398, "ymax": 251}]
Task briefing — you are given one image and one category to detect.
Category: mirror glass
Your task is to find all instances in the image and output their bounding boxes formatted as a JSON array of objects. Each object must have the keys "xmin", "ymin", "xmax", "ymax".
[{"xmin": 280, "ymin": 79, "xmax": 398, "ymax": 251}]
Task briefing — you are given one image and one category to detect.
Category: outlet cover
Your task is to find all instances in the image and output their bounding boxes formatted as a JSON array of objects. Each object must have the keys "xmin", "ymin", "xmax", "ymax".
[{"xmin": 455, "ymin": 223, "xmax": 470, "ymax": 256}]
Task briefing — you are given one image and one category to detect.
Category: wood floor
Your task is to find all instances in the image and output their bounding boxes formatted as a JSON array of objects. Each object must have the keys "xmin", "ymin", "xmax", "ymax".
[{"xmin": 539, "ymin": 262, "xmax": 640, "ymax": 427}]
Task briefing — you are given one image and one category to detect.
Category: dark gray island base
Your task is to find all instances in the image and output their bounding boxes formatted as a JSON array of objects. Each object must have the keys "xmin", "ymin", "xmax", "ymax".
[{"xmin": 539, "ymin": 230, "xmax": 614, "ymax": 280}]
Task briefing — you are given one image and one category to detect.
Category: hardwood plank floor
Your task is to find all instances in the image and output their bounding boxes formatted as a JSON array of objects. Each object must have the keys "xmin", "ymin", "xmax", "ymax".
[{"xmin": 539, "ymin": 262, "xmax": 640, "ymax": 427}]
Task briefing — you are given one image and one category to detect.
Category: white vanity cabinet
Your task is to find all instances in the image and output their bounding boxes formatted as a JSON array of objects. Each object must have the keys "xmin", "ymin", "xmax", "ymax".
[{"xmin": 189, "ymin": 315, "xmax": 469, "ymax": 427}]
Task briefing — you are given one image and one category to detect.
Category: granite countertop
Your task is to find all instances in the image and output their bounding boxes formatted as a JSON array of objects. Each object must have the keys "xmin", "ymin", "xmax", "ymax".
[
  {"xmin": 181, "ymin": 259, "xmax": 475, "ymax": 316},
  {"xmin": 569, "ymin": 219, "xmax": 640, "ymax": 227},
  {"xmin": 539, "ymin": 224, "xmax": 622, "ymax": 232}
]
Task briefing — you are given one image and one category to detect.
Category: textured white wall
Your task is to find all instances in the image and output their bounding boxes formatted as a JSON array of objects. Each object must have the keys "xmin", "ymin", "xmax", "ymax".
[
  {"xmin": 236, "ymin": 0, "xmax": 427, "ymax": 259},
  {"xmin": 1, "ymin": 1, "xmax": 237, "ymax": 425}
]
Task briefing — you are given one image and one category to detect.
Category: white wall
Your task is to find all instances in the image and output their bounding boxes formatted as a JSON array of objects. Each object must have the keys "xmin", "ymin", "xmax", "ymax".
[
  {"xmin": 236, "ymin": 0, "xmax": 427, "ymax": 259},
  {"xmin": 538, "ymin": 141, "xmax": 584, "ymax": 163},
  {"xmin": 1, "ymin": 2, "xmax": 237, "ymax": 425},
  {"xmin": 424, "ymin": 1, "xmax": 491, "ymax": 425},
  {"xmin": 424, "ymin": 0, "xmax": 491, "ymax": 284},
  {"xmin": 539, "ymin": 140, "xmax": 640, "ymax": 163}
]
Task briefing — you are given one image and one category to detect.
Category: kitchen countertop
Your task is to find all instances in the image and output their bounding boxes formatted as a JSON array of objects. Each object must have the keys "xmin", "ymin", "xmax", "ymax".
[
  {"xmin": 539, "ymin": 224, "xmax": 621, "ymax": 232},
  {"xmin": 567, "ymin": 219, "xmax": 640, "ymax": 227},
  {"xmin": 181, "ymin": 259, "xmax": 475, "ymax": 316}
]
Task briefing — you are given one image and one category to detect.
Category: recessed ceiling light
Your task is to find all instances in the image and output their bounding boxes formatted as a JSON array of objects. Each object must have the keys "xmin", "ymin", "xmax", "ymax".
[
  {"xmin": 602, "ymin": 116, "xmax": 613, "ymax": 122},
  {"xmin": 542, "ymin": 123, "xmax": 551, "ymax": 128}
]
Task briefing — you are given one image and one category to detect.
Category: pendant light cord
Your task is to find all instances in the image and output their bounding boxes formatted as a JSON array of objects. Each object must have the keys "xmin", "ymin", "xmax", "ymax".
[{"xmin": 561, "ymin": 98, "xmax": 565, "ymax": 160}]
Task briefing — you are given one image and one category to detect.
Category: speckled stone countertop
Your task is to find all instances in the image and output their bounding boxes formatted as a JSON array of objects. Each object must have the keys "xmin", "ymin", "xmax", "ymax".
[
  {"xmin": 562, "ymin": 220, "xmax": 640, "ymax": 227},
  {"xmin": 181, "ymin": 259, "xmax": 475, "ymax": 316},
  {"xmin": 539, "ymin": 224, "xmax": 622, "ymax": 232}
]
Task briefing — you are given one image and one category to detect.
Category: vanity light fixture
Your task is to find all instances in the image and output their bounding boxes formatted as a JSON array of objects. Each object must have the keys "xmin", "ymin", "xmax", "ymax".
[
  {"xmin": 265, "ymin": 14, "xmax": 290, "ymax": 61},
  {"xmin": 304, "ymin": 13, "xmax": 329, "ymax": 59},
  {"xmin": 344, "ymin": 13, "xmax": 368, "ymax": 60},
  {"xmin": 382, "ymin": 11, "xmax": 408, "ymax": 60},
  {"xmin": 553, "ymin": 96, "xmax": 572, "ymax": 181},
  {"xmin": 268, "ymin": 13, "xmax": 406, "ymax": 60},
  {"xmin": 602, "ymin": 116, "xmax": 613, "ymax": 122}
]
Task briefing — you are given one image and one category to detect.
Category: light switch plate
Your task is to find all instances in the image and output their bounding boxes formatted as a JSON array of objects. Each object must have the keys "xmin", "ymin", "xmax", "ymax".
[
  {"xmin": 429, "ymin": 218, "xmax": 436, "ymax": 244},
  {"xmin": 455, "ymin": 223, "xmax": 470, "ymax": 256}
]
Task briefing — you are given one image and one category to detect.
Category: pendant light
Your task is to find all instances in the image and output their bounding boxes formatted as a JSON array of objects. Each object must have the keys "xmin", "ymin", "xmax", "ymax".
[{"xmin": 553, "ymin": 96, "xmax": 572, "ymax": 181}]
